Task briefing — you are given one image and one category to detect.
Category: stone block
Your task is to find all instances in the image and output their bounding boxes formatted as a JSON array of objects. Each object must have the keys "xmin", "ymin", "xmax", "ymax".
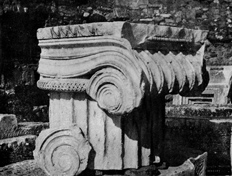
[
  {"xmin": 0, "ymin": 114, "xmax": 17, "ymax": 130},
  {"xmin": 18, "ymin": 122, "xmax": 49, "ymax": 136}
]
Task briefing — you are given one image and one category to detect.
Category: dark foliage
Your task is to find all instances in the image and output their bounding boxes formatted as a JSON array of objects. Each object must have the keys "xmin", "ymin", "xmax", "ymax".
[
  {"xmin": 0, "ymin": 137, "xmax": 35, "ymax": 167},
  {"xmin": 5, "ymin": 85, "xmax": 49, "ymax": 122}
]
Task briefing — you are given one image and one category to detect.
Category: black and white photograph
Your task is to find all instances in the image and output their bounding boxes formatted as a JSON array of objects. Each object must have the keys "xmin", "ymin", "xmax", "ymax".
[{"xmin": 0, "ymin": 0, "xmax": 231, "ymax": 175}]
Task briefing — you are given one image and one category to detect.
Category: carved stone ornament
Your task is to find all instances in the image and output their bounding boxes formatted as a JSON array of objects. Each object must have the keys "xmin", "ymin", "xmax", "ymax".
[
  {"xmin": 38, "ymin": 36, "xmax": 145, "ymax": 115},
  {"xmin": 35, "ymin": 22, "xmax": 208, "ymax": 175},
  {"xmin": 37, "ymin": 22, "xmax": 207, "ymax": 115},
  {"xmin": 33, "ymin": 126, "xmax": 91, "ymax": 176},
  {"xmin": 37, "ymin": 78, "xmax": 88, "ymax": 92}
]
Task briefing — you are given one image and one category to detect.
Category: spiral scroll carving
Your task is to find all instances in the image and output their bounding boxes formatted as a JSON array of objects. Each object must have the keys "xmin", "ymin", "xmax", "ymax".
[
  {"xmin": 36, "ymin": 35, "xmax": 207, "ymax": 113},
  {"xmin": 87, "ymin": 68, "xmax": 137, "ymax": 115},
  {"xmin": 34, "ymin": 127, "xmax": 91, "ymax": 176}
]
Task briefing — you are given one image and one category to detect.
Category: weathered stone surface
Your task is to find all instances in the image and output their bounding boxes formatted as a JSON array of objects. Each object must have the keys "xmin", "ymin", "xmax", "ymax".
[
  {"xmin": 172, "ymin": 65, "xmax": 232, "ymax": 105},
  {"xmin": 38, "ymin": 93, "xmax": 170, "ymax": 171},
  {"xmin": 34, "ymin": 126, "xmax": 91, "ymax": 176},
  {"xmin": 35, "ymin": 21, "xmax": 208, "ymax": 175},
  {"xmin": 166, "ymin": 105, "xmax": 232, "ymax": 118},
  {"xmin": 189, "ymin": 152, "xmax": 207, "ymax": 176},
  {"xmin": 0, "ymin": 114, "xmax": 17, "ymax": 130},
  {"xmin": 18, "ymin": 122, "xmax": 49, "ymax": 136},
  {"xmin": 159, "ymin": 160, "xmax": 195, "ymax": 176},
  {"xmin": 37, "ymin": 23, "xmax": 207, "ymax": 114},
  {"xmin": 37, "ymin": 22, "xmax": 208, "ymax": 44}
]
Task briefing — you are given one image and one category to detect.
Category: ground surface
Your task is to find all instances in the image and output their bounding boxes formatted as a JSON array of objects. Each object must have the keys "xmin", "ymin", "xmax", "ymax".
[
  {"xmin": 0, "ymin": 159, "xmax": 196, "ymax": 176},
  {"xmin": 0, "ymin": 160, "xmax": 47, "ymax": 176}
]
